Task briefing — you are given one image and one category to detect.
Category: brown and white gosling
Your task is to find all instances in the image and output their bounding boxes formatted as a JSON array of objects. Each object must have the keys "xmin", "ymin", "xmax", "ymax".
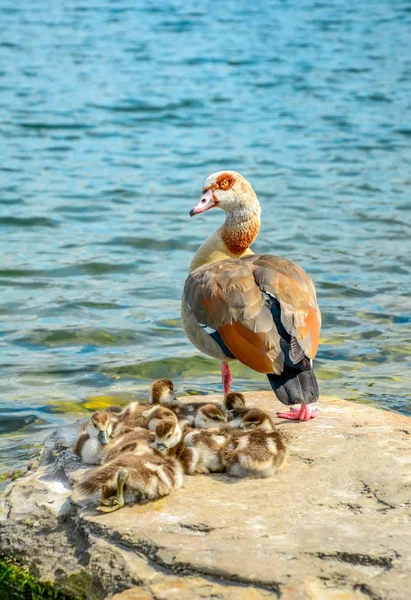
[
  {"xmin": 74, "ymin": 411, "xmax": 116, "ymax": 464},
  {"xmin": 154, "ymin": 418, "xmax": 227, "ymax": 474},
  {"xmin": 149, "ymin": 378, "xmax": 178, "ymax": 406},
  {"xmin": 230, "ymin": 407, "xmax": 275, "ymax": 432},
  {"xmin": 148, "ymin": 378, "xmax": 223, "ymax": 426},
  {"xmin": 223, "ymin": 428, "xmax": 288, "ymax": 478},
  {"xmin": 113, "ymin": 404, "xmax": 178, "ymax": 435},
  {"xmin": 101, "ymin": 428, "xmax": 156, "ymax": 463},
  {"xmin": 223, "ymin": 392, "xmax": 247, "ymax": 419},
  {"xmin": 193, "ymin": 404, "xmax": 226, "ymax": 429},
  {"xmin": 75, "ymin": 450, "xmax": 184, "ymax": 512}
]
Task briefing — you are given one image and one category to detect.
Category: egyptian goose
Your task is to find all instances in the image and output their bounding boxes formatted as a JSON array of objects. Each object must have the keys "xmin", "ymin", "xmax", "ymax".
[{"xmin": 182, "ymin": 171, "xmax": 321, "ymax": 421}]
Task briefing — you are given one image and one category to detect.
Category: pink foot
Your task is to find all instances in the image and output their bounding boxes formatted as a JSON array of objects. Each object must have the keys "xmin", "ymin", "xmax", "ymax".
[
  {"xmin": 277, "ymin": 404, "xmax": 318, "ymax": 421},
  {"xmin": 222, "ymin": 363, "xmax": 233, "ymax": 396}
]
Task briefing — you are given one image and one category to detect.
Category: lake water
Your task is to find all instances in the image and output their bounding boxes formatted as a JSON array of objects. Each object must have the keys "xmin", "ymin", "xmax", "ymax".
[{"xmin": 1, "ymin": 0, "xmax": 411, "ymax": 479}]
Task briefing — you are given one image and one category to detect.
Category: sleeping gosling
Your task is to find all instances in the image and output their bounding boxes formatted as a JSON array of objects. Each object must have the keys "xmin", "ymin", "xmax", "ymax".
[
  {"xmin": 75, "ymin": 450, "xmax": 184, "ymax": 513},
  {"xmin": 101, "ymin": 428, "xmax": 156, "ymax": 463},
  {"xmin": 193, "ymin": 404, "xmax": 226, "ymax": 429},
  {"xmin": 113, "ymin": 404, "xmax": 178, "ymax": 435},
  {"xmin": 231, "ymin": 407, "xmax": 275, "ymax": 432},
  {"xmin": 154, "ymin": 418, "xmax": 228, "ymax": 474},
  {"xmin": 223, "ymin": 392, "xmax": 247, "ymax": 419},
  {"xmin": 223, "ymin": 428, "xmax": 288, "ymax": 478}
]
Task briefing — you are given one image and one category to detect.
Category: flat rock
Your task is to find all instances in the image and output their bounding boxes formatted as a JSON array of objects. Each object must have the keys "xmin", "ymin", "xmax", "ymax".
[{"xmin": 1, "ymin": 394, "xmax": 410, "ymax": 600}]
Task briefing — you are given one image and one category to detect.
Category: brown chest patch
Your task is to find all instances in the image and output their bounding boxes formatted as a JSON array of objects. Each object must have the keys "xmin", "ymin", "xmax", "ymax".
[{"xmin": 221, "ymin": 220, "xmax": 260, "ymax": 256}]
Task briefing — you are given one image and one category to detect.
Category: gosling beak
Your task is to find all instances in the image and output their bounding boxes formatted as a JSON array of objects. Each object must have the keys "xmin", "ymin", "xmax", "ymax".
[
  {"xmin": 155, "ymin": 443, "xmax": 167, "ymax": 454},
  {"xmin": 98, "ymin": 430, "xmax": 110, "ymax": 445},
  {"xmin": 189, "ymin": 189, "xmax": 218, "ymax": 217}
]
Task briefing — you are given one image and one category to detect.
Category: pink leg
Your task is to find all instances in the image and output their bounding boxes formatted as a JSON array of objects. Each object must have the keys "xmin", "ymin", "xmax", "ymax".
[
  {"xmin": 277, "ymin": 404, "xmax": 319, "ymax": 421},
  {"xmin": 222, "ymin": 363, "xmax": 233, "ymax": 396}
]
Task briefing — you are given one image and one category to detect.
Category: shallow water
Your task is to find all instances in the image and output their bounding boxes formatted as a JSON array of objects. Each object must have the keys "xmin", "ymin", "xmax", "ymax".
[{"xmin": 1, "ymin": 0, "xmax": 411, "ymax": 477}]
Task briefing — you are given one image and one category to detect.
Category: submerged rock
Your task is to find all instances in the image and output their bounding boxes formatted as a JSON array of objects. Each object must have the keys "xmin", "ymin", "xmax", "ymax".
[{"xmin": 0, "ymin": 393, "xmax": 410, "ymax": 600}]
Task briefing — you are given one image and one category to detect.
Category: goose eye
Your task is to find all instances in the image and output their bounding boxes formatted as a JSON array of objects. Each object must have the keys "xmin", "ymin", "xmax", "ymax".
[{"xmin": 220, "ymin": 179, "xmax": 230, "ymax": 189}]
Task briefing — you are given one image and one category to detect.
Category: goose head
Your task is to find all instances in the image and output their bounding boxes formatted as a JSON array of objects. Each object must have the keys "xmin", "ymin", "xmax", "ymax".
[
  {"xmin": 154, "ymin": 418, "xmax": 182, "ymax": 454},
  {"xmin": 85, "ymin": 411, "xmax": 114, "ymax": 445},
  {"xmin": 190, "ymin": 171, "xmax": 260, "ymax": 216}
]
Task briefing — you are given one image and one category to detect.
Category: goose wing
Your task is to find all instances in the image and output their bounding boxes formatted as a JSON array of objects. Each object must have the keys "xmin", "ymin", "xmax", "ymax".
[{"xmin": 183, "ymin": 255, "xmax": 321, "ymax": 375}]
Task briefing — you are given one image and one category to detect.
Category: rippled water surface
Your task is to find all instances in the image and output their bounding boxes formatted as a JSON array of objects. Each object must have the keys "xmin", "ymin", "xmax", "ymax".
[{"xmin": 1, "ymin": 0, "xmax": 411, "ymax": 477}]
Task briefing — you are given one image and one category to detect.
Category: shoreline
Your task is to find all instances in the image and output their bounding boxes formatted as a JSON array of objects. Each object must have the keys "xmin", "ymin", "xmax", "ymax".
[{"xmin": 1, "ymin": 392, "xmax": 410, "ymax": 600}]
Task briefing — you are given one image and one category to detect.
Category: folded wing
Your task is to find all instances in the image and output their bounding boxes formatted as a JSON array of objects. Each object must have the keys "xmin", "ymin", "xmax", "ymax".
[{"xmin": 183, "ymin": 255, "xmax": 321, "ymax": 375}]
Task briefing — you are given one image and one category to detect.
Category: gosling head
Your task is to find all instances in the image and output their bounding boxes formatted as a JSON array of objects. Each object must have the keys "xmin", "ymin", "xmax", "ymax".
[
  {"xmin": 149, "ymin": 379, "xmax": 177, "ymax": 406},
  {"xmin": 145, "ymin": 405, "xmax": 178, "ymax": 431},
  {"xmin": 223, "ymin": 392, "xmax": 246, "ymax": 416},
  {"xmin": 233, "ymin": 408, "xmax": 274, "ymax": 432},
  {"xmin": 194, "ymin": 404, "xmax": 226, "ymax": 429},
  {"xmin": 154, "ymin": 418, "xmax": 182, "ymax": 454},
  {"xmin": 85, "ymin": 411, "xmax": 114, "ymax": 445}
]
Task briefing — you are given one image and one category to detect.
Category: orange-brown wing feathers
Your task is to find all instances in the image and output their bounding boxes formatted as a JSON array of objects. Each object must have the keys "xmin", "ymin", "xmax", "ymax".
[
  {"xmin": 243, "ymin": 254, "xmax": 321, "ymax": 359},
  {"xmin": 184, "ymin": 254, "xmax": 320, "ymax": 374},
  {"xmin": 185, "ymin": 260, "xmax": 284, "ymax": 374}
]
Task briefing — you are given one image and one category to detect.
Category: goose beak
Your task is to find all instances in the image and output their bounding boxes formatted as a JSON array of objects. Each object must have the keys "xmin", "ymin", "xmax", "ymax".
[{"xmin": 190, "ymin": 189, "xmax": 218, "ymax": 216}]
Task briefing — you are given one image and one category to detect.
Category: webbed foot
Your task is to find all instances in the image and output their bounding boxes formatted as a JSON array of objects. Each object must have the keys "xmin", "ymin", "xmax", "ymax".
[{"xmin": 277, "ymin": 404, "xmax": 318, "ymax": 421}]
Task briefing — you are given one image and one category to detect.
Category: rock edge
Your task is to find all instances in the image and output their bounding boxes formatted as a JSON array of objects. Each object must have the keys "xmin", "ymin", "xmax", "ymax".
[{"xmin": 1, "ymin": 393, "xmax": 410, "ymax": 600}]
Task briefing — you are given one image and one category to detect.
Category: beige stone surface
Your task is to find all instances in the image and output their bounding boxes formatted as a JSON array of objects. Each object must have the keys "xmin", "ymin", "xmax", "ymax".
[{"xmin": 1, "ymin": 393, "xmax": 410, "ymax": 600}]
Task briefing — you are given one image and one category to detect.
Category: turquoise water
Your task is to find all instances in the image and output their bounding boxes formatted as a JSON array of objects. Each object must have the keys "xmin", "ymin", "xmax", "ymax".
[{"xmin": 1, "ymin": 0, "xmax": 411, "ymax": 477}]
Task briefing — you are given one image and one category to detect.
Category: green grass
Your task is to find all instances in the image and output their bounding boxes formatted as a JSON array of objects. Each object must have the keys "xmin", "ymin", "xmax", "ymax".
[{"xmin": 0, "ymin": 558, "xmax": 81, "ymax": 600}]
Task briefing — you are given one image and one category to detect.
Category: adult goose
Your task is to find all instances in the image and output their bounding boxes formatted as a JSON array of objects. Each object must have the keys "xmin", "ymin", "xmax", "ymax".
[{"xmin": 182, "ymin": 171, "xmax": 321, "ymax": 421}]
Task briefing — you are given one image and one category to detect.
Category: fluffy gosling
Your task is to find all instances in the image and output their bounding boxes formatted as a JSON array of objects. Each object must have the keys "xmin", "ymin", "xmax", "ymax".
[
  {"xmin": 223, "ymin": 429, "xmax": 288, "ymax": 478},
  {"xmin": 149, "ymin": 378, "xmax": 178, "ymax": 406},
  {"xmin": 101, "ymin": 428, "xmax": 156, "ymax": 463},
  {"xmin": 76, "ymin": 451, "xmax": 184, "ymax": 512},
  {"xmin": 193, "ymin": 404, "xmax": 226, "ymax": 429},
  {"xmin": 74, "ymin": 411, "xmax": 115, "ymax": 464},
  {"xmin": 231, "ymin": 407, "xmax": 275, "ymax": 432}
]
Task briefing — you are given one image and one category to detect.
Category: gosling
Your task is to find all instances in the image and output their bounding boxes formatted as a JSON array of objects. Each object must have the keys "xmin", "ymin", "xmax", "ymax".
[
  {"xmin": 101, "ymin": 428, "xmax": 156, "ymax": 463},
  {"xmin": 231, "ymin": 407, "xmax": 275, "ymax": 432},
  {"xmin": 223, "ymin": 392, "xmax": 247, "ymax": 419},
  {"xmin": 113, "ymin": 404, "xmax": 178, "ymax": 435},
  {"xmin": 154, "ymin": 418, "xmax": 227, "ymax": 474},
  {"xmin": 74, "ymin": 411, "xmax": 116, "ymax": 464},
  {"xmin": 149, "ymin": 378, "xmax": 178, "ymax": 406},
  {"xmin": 75, "ymin": 451, "xmax": 184, "ymax": 512},
  {"xmin": 223, "ymin": 429, "xmax": 288, "ymax": 478},
  {"xmin": 193, "ymin": 404, "xmax": 226, "ymax": 429}
]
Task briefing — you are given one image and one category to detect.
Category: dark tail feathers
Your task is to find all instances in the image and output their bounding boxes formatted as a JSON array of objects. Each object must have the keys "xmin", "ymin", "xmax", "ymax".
[{"xmin": 267, "ymin": 365, "xmax": 319, "ymax": 406}]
